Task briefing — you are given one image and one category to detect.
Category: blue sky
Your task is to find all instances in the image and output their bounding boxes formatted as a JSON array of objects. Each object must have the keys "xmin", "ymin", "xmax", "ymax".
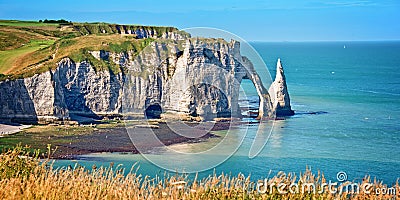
[{"xmin": 0, "ymin": 0, "xmax": 399, "ymax": 41}]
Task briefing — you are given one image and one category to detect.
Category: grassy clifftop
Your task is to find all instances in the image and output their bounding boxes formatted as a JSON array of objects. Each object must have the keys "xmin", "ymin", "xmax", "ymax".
[
  {"xmin": 0, "ymin": 20, "xmax": 184, "ymax": 81},
  {"xmin": 72, "ymin": 23, "xmax": 179, "ymax": 36}
]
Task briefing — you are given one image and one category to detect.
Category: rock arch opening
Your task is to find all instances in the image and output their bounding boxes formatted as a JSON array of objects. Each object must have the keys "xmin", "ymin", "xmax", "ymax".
[{"xmin": 239, "ymin": 79, "xmax": 260, "ymax": 118}]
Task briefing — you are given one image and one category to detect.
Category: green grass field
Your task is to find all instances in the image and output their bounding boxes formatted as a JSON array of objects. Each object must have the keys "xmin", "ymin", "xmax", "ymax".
[
  {"xmin": 0, "ymin": 20, "xmax": 59, "ymax": 27},
  {"xmin": 0, "ymin": 39, "xmax": 54, "ymax": 74}
]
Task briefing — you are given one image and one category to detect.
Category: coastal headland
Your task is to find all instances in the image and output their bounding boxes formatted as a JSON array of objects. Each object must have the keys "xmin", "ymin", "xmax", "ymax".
[{"xmin": 0, "ymin": 19, "xmax": 294, "ymax": 158}]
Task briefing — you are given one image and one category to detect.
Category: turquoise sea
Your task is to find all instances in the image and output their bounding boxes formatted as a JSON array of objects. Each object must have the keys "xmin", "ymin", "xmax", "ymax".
[{"xmin": 56, "ymin": 41, "xmax": 400, "ymax": 184}]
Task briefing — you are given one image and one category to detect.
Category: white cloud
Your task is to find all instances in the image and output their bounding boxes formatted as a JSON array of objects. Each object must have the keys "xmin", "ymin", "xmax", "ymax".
[{"xmin": 323, "ymin": 0, "xmax": 378, "ymax": 7}]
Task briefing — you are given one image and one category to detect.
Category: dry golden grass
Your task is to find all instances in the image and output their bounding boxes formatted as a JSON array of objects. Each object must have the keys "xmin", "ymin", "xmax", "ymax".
[
  {"xmin": 10, "ymin": 35, "xmax": 154, "ymax": 77},
  {"xmin": 0, "ymin": 146, "xmax": 398, "ymax": 200},
  {"xmin": 0, "ymin": 25, "xmax": 62, "ymax": 75},
  {"xmin": 0, "ymin": 26, "xmax": 53, "ymax": 50}
]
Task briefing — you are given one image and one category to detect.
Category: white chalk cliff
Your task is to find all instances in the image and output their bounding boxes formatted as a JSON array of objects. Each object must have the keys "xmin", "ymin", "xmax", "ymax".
[
  {"xmin": 269, "ymin": 58, "xmax": 295, "ymax": 116},
  {"xmin": 0, "ymin": 29, "xmax": 294, "ymax": 123}
]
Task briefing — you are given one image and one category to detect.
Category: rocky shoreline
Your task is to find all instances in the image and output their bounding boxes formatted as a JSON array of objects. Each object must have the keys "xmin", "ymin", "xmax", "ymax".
[
  {"xmin": 59, "ymin": 121, "xmax": 248, "ymax": 159},
  {"xmin": 0, "ymin": 121, "xmax": 246, "ymax": 159}
]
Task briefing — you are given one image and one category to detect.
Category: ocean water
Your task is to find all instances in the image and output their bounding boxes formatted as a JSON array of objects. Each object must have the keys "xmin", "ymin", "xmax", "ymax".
[{"xmin": 55, "ymin": 41, "xmax": 400, "ymax": 183}]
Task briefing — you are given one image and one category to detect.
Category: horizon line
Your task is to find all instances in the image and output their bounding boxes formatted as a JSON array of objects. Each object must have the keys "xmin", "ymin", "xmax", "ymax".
[
  {"xmin": 248, "ymin": 40, "xmax": 400, "ymax": 43},
  {"xmin": 1, "ymin": 19, "xmax": 399, "ymax": 43}
]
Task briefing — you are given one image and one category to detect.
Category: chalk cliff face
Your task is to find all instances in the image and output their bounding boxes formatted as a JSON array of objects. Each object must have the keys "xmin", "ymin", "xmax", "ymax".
[
  {"xmin": 0, "ymin": 31, "xmax": 293, "ymax": 123},
  {"xmin": 56, "ymin": 58, "xmax": 123, "ymax": 116},
  {"xmin": 72, "ymin": 24, "xmax": 189, "ymax": 40},
  {"xmin": 269, "ymin": 58, "xmax": 295, "ymax": 116},
  {"xmin": 0, "ymin": 71, "xmax": 68, "ymax": 123}
]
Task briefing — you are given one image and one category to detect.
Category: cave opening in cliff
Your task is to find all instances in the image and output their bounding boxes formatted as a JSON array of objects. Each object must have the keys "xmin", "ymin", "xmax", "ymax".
[{"xmin": 145, "ymin": 104, "xmax": 162, "ymax": 119}]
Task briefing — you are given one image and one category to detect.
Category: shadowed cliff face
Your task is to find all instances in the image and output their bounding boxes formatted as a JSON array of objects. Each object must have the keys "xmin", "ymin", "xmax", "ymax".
[
  {"xmin": 56, "ymin": 59, "xmax": 122, "ymax": 116},
  {"xmin": 0, "ymin": 71, "xmax": 67, "ymax": 124},
  {"xmin": 0, "ymin": 37, "xmax": 287, "ymax": 123},
  {"xmin": 0, "ymin": 79, "xmax": 37, "ymax": 123}
]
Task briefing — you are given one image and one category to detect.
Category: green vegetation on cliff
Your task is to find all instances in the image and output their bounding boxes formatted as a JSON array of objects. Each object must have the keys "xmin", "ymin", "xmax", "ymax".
[{"xmin": 0, "ymin": 19, "xmax": 184, "ymax": 81}]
